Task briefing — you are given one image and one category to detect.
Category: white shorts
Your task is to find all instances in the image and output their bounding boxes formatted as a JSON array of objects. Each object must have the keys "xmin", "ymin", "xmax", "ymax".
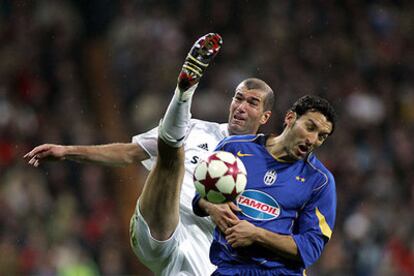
[{"xmin": 130, "ymin": 200, "xmax": 216, "ymax": 276}]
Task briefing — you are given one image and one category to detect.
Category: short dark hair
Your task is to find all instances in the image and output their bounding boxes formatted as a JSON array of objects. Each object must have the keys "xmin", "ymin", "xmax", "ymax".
[
  {"xmin": 241, "ymin": 78, "xmax": 274, "ymax": 112},
  {"xmin": 291, "ymin": 95, "xmax": 337, "ymax": 134}
]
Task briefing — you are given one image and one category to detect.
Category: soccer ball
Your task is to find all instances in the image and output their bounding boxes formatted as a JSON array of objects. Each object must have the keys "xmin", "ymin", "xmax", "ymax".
[{"xmin": 193, "ymin": 151, "xmax": 247, "ymax": 204}]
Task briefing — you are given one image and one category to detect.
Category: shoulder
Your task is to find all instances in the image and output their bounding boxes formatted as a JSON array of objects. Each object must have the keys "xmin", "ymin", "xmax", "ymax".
[
  {"xmin": 187, "ymin": 119, "xmax": 228, "ymax": 139},
  {"xmin": 305, "ymin": 154, "xmax": 336, "ymax": 191},
  {"xmin": 189, "ymin": 119, "xmax": 227, "ymax": 132},
  {"xmin": 190, "ymin": 118, "xmax": 221, "ymax": 127},
  {"xmin": 131, "ymin": 126, "xmax": 158, "ymax": 143},
  {"xmin": 217, "ymin": 134, "xmax": 266, "ymax": 148}
]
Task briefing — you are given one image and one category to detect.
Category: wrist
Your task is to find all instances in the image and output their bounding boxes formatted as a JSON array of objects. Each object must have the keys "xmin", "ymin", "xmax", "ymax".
[
  {"xmin": 62, "ymin": 145, "xmax": 75, "ymax": 160},
  {"xmin": 253, "ymin": 226, "xmax": 265, "ymax": 244},
  {"xmin": 199, "ymin": 198, "xmax": 212, "ymax": 214}
]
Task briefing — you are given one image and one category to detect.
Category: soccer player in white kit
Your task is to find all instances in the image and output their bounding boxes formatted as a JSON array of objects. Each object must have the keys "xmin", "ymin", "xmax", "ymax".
[{"xmin": 24, "ymin": 34, "xmax": 275, "ymax": 275}]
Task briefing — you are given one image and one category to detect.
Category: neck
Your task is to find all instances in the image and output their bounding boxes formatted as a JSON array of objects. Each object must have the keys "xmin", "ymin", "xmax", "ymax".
[
  {"xmin": 266, "ymin": 133, "xmax": 295, "ymax": 162},
  {"xmin": 227, "ymin": 127, "xmax": 258, "ymax": 137}
]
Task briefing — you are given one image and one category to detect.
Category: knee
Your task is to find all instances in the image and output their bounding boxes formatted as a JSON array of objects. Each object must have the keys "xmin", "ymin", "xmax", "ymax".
[{"xmin": 156, "ymin": 139, "xmax": 184, "ymax": 169}]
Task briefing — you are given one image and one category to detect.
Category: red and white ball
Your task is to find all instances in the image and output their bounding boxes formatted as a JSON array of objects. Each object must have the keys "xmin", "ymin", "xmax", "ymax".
[{"xmin": 193, "ymin": 151, "xmax": 247, "ymax": 204}]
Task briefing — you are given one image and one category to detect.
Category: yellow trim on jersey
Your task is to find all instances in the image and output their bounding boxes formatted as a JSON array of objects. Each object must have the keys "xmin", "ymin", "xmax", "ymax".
[
  {"xmin": 303, "ymin": 269, "xmax": 307, "ymax": 276},
  {"xmin": 316, "ymin": 207, "xmax": 332, "ymax": 239},
  {"xmin": 274, "ymin": 156, "xmax": 291, "ymax": 163}
]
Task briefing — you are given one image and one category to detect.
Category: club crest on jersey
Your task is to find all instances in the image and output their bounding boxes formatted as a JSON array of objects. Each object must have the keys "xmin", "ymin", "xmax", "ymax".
[
  {"xmin": 263, "ymin": 169, "xmax": 277, "ymax": 185},
  {"xmin": 237, "ymin": 190, "xmax": 281, "ymax": 220}
]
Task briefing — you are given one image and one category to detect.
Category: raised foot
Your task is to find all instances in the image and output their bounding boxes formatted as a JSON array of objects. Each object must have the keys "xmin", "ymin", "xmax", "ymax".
[{"xmin": 177, "ymin": 33, "xmax": 223, "ymax": 91}]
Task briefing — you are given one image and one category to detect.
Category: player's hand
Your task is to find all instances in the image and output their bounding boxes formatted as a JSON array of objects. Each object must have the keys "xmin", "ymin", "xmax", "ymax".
[
  {"xmin": 225, "ymin": 220, "xmax": 257, "ymax": 248},
  {"xmin": 207, "ymin": 201, "xmax": 241, "ymax": 233},
  {"xmin": 23, "ymin": 144, "xmax": 66, "ymax": 167}
]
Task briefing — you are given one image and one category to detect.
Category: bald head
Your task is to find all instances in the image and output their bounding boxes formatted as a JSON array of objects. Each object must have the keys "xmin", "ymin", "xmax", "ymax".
[
  {"xmin": 238, "ymin": 78, "xmax": 274, "ymax": 112},
  {"xmin": 228, "ymin": 78, "xmax": 274, "ymax": 135}
]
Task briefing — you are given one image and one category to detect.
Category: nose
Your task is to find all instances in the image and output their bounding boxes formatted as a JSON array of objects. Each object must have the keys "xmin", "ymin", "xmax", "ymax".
[
  {"xmin": 236, "ymin": 101, "xmax": 248, "ymax": 112},
  {"xmin": 306, "ymin": 132, "xmax": 318, "ymax": 146}
]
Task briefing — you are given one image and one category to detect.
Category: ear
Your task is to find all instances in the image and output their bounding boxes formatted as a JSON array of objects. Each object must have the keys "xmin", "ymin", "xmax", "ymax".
[
  {"xmin": 284, "ymin": 111, "xmax": 297, "ymax": 128},
  {"xmin": 260, "ymin": 111, "xmax": 272, "ymax": 125}
]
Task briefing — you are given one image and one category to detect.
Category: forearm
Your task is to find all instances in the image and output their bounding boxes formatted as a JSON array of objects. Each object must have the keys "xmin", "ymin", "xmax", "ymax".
[
  {"xmin": 254, "ymin": 227, "xmax": 300, "ymax": 262},
  {"xmin": 198, "ymin": 198, "xmax": 213, "ymax": 215},
  {"xmin": 193, "ymin": 196, "xmax": 216, "ymax": 217},
  {"xmin": 64, "ymin": 143, "xmax": 148, "ymax": 166}
]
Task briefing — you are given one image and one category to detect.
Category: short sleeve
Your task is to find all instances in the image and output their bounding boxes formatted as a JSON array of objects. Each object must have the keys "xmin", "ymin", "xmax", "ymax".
[{"xmin": 132, "ymin": 126, "xmax": 159, "ymax": 170}]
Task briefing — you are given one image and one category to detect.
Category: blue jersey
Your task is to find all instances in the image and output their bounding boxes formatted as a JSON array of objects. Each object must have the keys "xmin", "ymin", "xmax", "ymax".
[{"xmin": 193, "ymin": 134, "xmax": 336, "ymax": 275}]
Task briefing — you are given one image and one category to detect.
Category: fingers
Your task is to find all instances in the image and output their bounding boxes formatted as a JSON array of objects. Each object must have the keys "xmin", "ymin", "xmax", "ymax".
[
  {"xmin": 229, "ymin": 240, "xmax": 241, "ymax": 247},
  {"xmin": 225, "ymin": 228, "xmax": 235, "ymax": 245},
  {"xmin": 24, "ymin": 144, "xmax": 54, "ymax": 167},
  {"xmin": 211, "ymin": 202, "xmax": 241, "ymax": 232},
  {"xmin": 224, "ymin": 211, "xmax": 239, "ymax": 221},
  {"xmin": 211, "ymin": 213, "xmax": 228, "ymax": 233},
  {"xmin": 225, "ymin": 227, "xmax": 241, "ymax": 248},
  {"xmin": 23, "ymin": 144, "xmax": 50, "ymax": 159},
  {"xmin": 27, "ymin": 156, "xmax": 41, "ymax": 167},
  {"xmin": 216, "ymin": 220, "xmax": 228, "ymax": 233},
  {"xmin": 213, "ymin": 213, "xmax": 235, "ymax": 233},
  {"xmin": 24, "ymin": 148, "xmax": 39, "ymax": 159},
  {"xmin": 221, "ymin": 202, "xmax": 240, "ymax": 221},
  {"xmin": 228, "ymin": 202, "xmax": 241, "ymax": 212},
  {"xmin": 34, "ymin": 159, "xmax": 40, "ymax": 167},
  {"xmin": 213, "ymin": 212, "xmax": 238, "ymax": 232},
  {"xmin": 224, "ymin": 215, "xmax": 239, "ymax": 226},
  {"xmin": 225, "ymin": 226, "xmax": 233, "ymax": 236},
  {"xmin": 227, "ymin": 237, "xmax": 237, "ymax": 247}
]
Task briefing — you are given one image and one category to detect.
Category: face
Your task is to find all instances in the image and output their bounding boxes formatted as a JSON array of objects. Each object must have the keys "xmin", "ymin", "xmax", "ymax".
[
  {"xmin": 227, "ymin": 84, "xmax": 271, "ymax": 135},
  {"xmin": 282, "ymin": 111, "xmax": 332, "ymax": 161}
]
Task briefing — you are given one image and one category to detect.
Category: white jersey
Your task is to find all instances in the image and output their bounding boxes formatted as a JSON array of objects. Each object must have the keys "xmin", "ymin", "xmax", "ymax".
[
  {"xmin": 133, "ymin": 119, "xmax": 228, "ymax": 217},
  {"xmin": 131, "ymin": 119, "xmax": 229, "ymax": 275}
]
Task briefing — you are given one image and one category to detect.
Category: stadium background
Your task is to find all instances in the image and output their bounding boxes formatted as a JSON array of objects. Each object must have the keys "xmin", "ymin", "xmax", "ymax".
[{"xmin": 1, "ymin": 0, "xmax": 413, "ymax": 275}]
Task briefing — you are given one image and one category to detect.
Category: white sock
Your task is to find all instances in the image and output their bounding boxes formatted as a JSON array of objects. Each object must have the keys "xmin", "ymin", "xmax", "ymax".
[{"xmin": 159, "ymin": 84, "xmax": 197, "ymax": 147}]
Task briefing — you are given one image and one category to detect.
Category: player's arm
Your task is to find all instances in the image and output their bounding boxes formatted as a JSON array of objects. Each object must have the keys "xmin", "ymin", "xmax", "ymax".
[
  {"xmin": 195, "ymin": 197, "xmax": 240, "ymax": 233},
  {"xmin": 226, "ymin": 174, "xmax": 337, "ymax": 266},
  {"xmin": 24, "ymin": 143, "xmax": 149, "ymax": 167},
  {"xmin": 225, "ymin": 219, "xmax": 300, "ymax": 262},
  {"xmin": 290, "ymin": 174, "xmax": 337, "ymax": 268}
]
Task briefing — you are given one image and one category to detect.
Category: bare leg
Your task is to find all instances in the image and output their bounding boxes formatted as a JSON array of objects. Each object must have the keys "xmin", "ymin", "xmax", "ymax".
[
  {"xmin": 132, "ymin": 33, "xmax": 222, "ymax": 241},
  {"xmin": 139, "ymin": 139, "xmax": 185, "ymax": 240}
]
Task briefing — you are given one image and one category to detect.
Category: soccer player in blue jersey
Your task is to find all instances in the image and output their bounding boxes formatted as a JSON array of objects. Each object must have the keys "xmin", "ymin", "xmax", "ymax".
[{"xmin": 193, "ymin": 95, "xmax": 337, "ymax": 275}]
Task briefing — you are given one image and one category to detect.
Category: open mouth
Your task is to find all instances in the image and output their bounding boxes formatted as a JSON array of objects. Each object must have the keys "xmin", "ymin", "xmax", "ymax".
[
  {"xmin": 298, "ymin": 144, "xmax": 309, "ymax": 155},
  {"xmin": 232, "ymin": 114, "xmax": 245, "ymax": 124}
]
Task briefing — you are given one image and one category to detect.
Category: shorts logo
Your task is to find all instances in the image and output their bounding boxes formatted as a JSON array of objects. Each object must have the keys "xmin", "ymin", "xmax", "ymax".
[
  {"xmin": 237, "ymin": 190, "xmax": 280, "ymax": 220},
  {"xmin": 263, "ymin": 169, "xmax": 277, "ymax": 185}
]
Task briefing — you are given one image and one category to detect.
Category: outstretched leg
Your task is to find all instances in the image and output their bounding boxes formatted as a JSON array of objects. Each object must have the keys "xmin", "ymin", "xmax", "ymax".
[{"xmin": 137, "ymin": 33, "xmax": 222, "ymax": 241}]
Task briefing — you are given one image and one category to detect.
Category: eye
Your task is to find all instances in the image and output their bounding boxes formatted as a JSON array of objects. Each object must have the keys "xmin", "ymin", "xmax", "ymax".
[
  {"xmin": 233, "ymin": 96, "xmax": 242, "ymax": 102},
  {"xmin": 318, "ymin": 133, "xmax": 328, "ymax": 142},
  {"xmin": 306, "ymin": 123, "xmax": 315, "ymax": 132}
]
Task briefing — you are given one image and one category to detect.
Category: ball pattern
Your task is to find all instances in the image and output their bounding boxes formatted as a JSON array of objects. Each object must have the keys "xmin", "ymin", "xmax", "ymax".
[{"xmin": 193, "ymin": 151, "xmax": 247, "ymax": 204}]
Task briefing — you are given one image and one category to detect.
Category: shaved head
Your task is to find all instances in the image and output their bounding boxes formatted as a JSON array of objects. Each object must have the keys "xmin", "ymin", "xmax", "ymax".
[{"xmin": 238, "ymin": 78, "xmax": 274, "ymax": 112}]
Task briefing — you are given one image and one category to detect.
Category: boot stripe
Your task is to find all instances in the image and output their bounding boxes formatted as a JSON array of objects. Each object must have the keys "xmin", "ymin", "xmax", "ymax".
[{"xmin": 187, "ymin": 54, "xmax": 209, "ymax": 67}]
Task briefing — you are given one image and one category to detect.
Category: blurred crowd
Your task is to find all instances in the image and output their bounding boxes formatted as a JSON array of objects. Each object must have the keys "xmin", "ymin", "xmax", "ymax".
[{"xmin": 1, "ymin": 0, "xmax": 413, "ymax": 275}]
